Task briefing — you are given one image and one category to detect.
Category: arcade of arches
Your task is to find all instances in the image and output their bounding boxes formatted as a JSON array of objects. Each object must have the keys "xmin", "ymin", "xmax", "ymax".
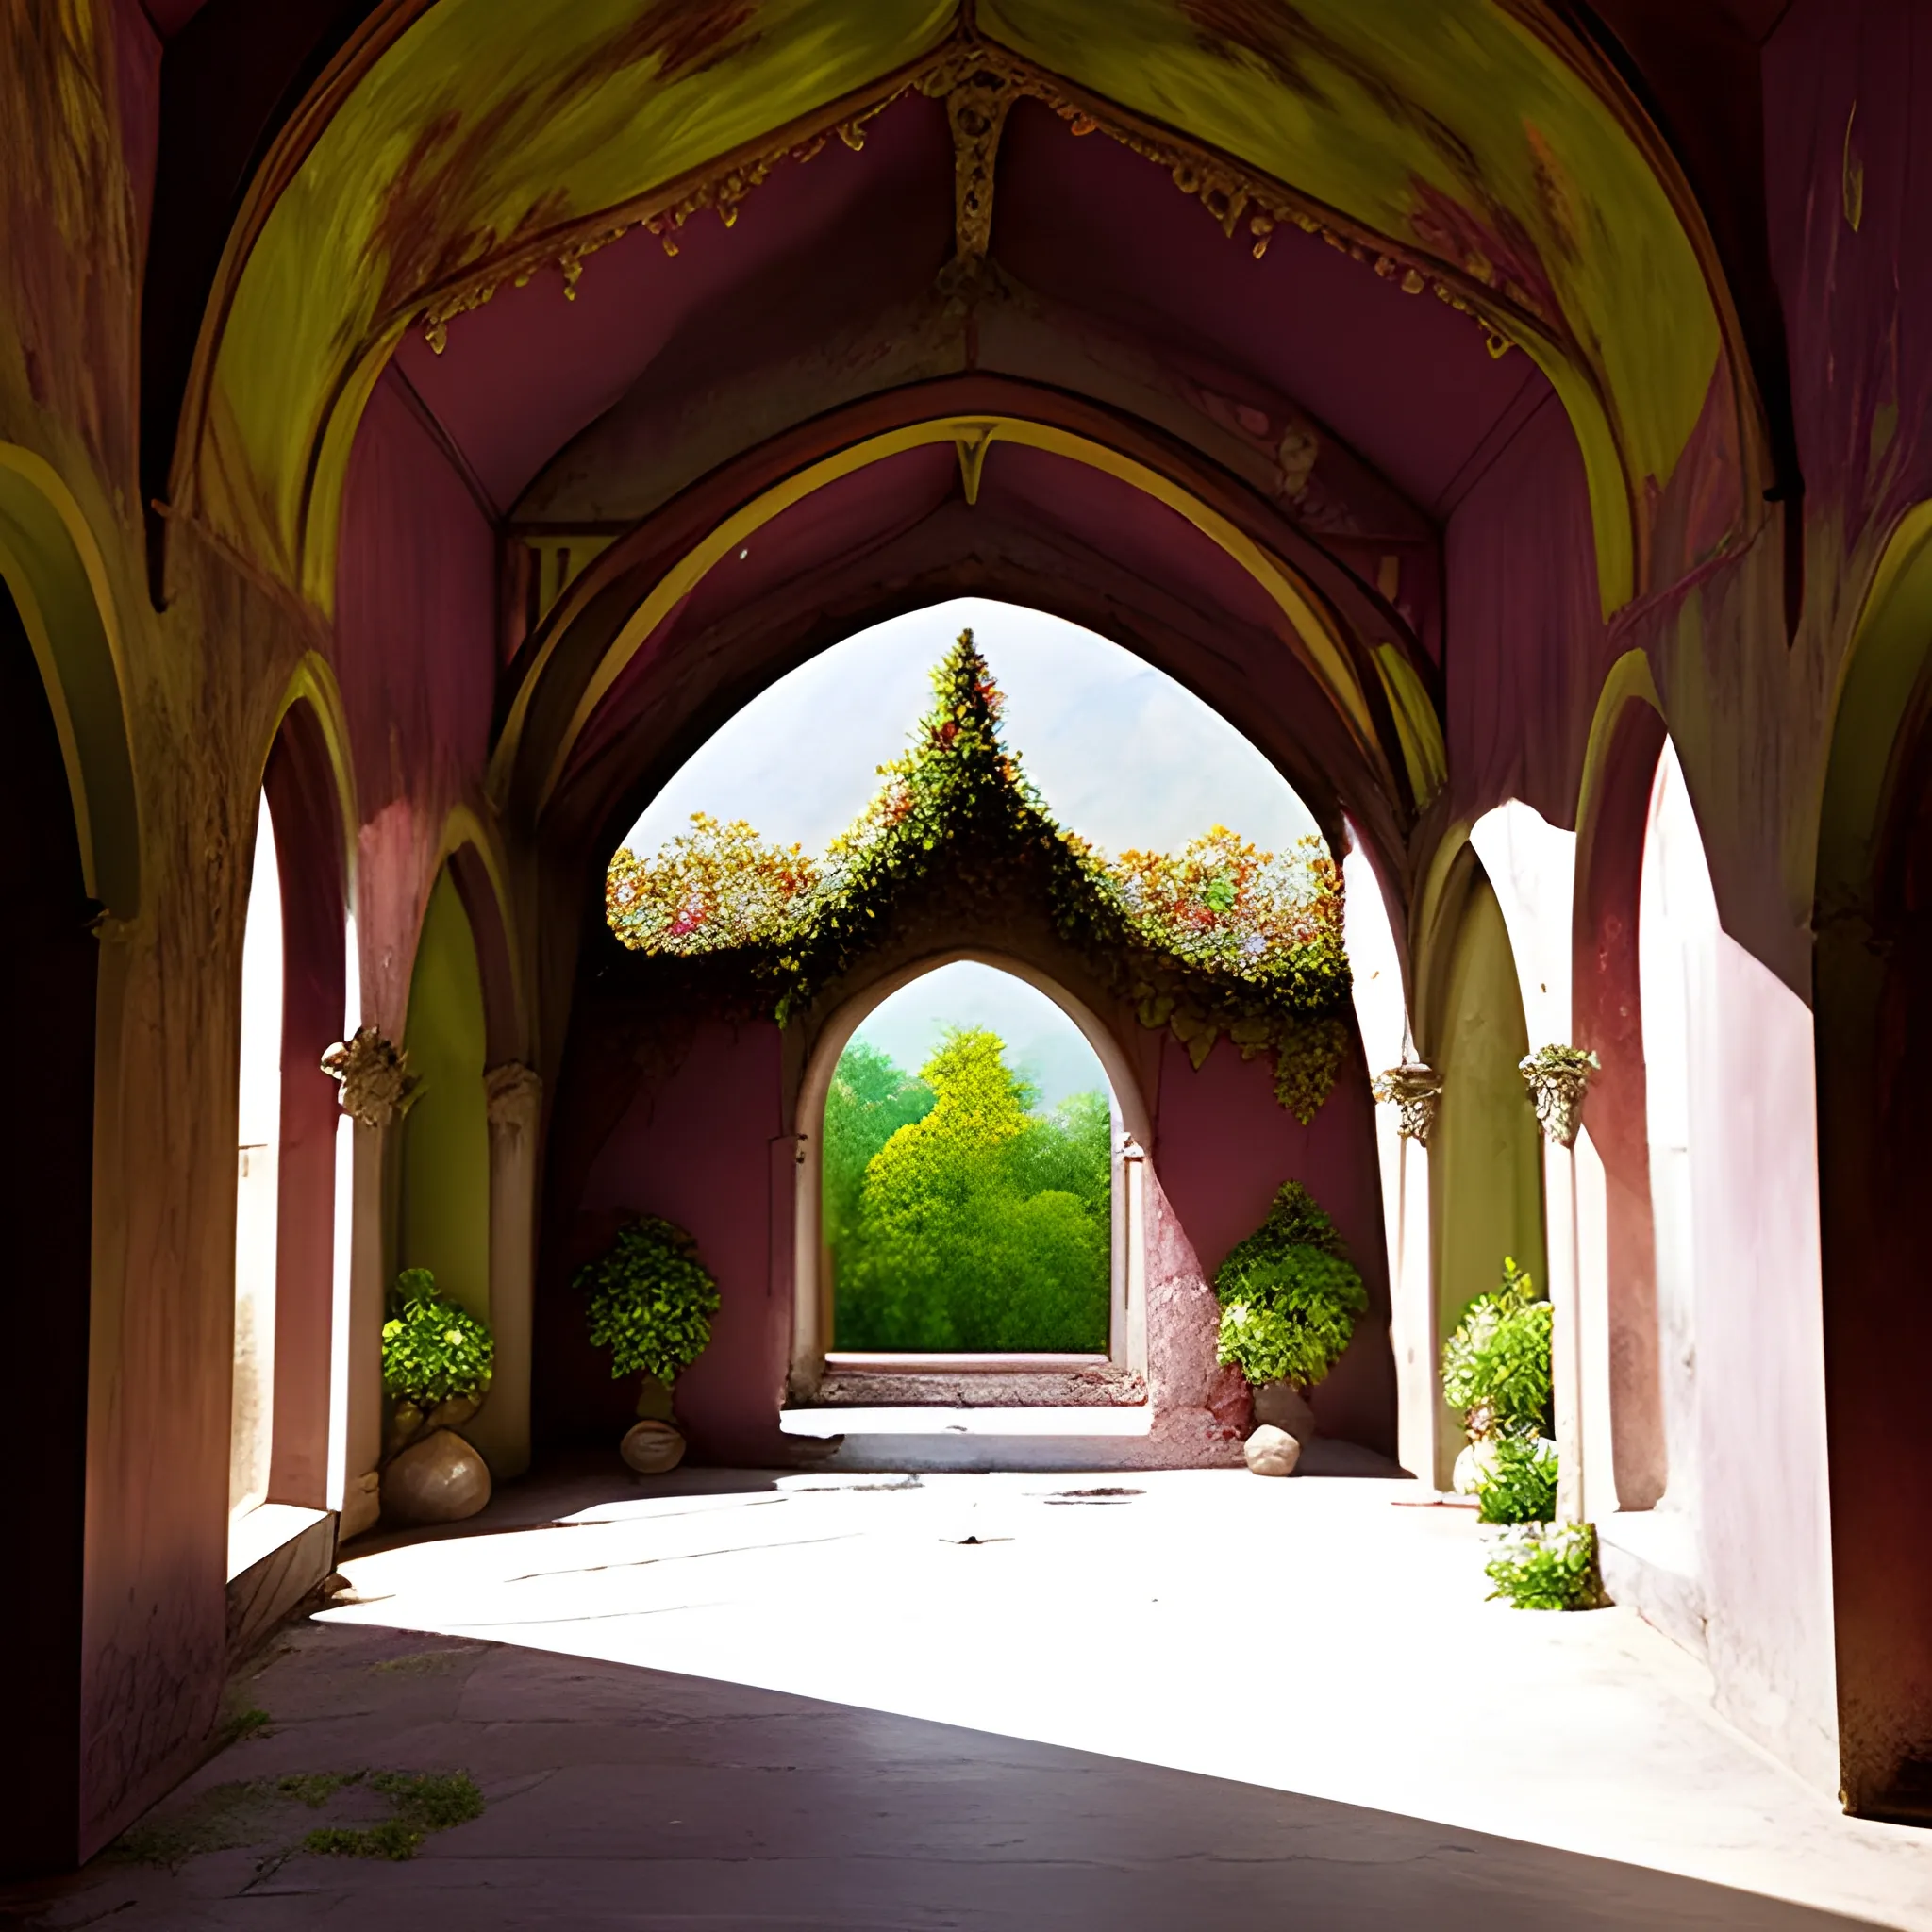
[{"xmin": 7, "ymin": 0, "xmax": 1932, "ymax": 1898}]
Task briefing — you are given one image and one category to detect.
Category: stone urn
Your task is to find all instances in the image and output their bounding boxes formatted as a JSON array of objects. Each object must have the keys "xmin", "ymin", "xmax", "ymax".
[
  {"xmin": 381, "ymin": 1427, "xmax": 491, "ymax": 1524},
  {"xmin": 619, "ymin": 1373, "xmax": 686, "ymax": 1475},
  {"xmin": 621, "ymin": 1418, "xmax": 687, "ymax": 1474},
  {"xmin": 1243, "ymin": 1424, "xmax": 1302, "ymax": 1476}
]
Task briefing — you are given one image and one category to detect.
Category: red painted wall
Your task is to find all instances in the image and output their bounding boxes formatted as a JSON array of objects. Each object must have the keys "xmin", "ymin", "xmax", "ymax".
[
  {"xmin": 333, "ymin": 370, "xmax": 497, "ymax": 1030},
  {"xmin": 540, "ymin": 1003, "xmax": 1393, "ymax": 1462}
]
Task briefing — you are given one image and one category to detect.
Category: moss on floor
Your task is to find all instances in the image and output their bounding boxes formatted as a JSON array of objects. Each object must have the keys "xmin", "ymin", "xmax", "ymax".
[{"xmin": 108, "ymin": 1769, "xmax": 485, "ymax": 1870}]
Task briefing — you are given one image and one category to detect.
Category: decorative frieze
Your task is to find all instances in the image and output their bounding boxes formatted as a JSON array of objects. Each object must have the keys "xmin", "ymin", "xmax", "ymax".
[
  {"xmin": 1373, "ymin": 1062, "xmax": 1442, "ymax": 1146},
  {"xmin": 321, "ymin": 1026, "xmax": 419, "ymax": 1128},
  {"xmin": 1520, "ymin": 1044, "xmax": 1600, "ymax": 1149}
]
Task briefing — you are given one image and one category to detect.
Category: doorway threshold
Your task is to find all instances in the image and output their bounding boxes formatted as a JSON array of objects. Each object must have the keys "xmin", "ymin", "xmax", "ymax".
[{"xmin": 808, "ymin": 1354, "xmax": 1145, "ymax": 1408}]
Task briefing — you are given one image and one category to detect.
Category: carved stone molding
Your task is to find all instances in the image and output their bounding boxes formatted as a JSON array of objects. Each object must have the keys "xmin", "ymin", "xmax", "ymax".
[
  {"xmin": 484, "ymin": 1060, "xmax": 543, "ymax": 1131},
  {"xmin": 417, "ymin": 33, "xmax": 1525, "ymax": 365},
  {"xmin": 1520, "ymin": 1045, "xmax": 1600, "ymax": 1149},
  {"xmin": 321, "ymin": 1026, "xmax": 419, "ymax": 1128},
  {"xmin": 927, "ymin": 57, "xmax": 1018, "ymax": 304},
  {"xmin": 1372, "ymin": 1062, "xmax": 1442, "ymax": 1146}
]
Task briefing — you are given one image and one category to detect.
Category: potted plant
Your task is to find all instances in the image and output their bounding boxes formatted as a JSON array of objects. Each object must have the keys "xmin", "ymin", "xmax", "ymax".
[
  {"xmin": 1441, "ymin": 1255, "xmax": 1556, "ymax": 1520},
  {"xmin": 378, "ymin": 1268, "xmax": 494, "ymax": 1524},
  {"xmin": 576, "ymin": 1215, "xmax": 722, "ymax": 1474},
  {"xmin": 1214, "ymin": 1180, "xmax": 1367, "ymax": 1472}
]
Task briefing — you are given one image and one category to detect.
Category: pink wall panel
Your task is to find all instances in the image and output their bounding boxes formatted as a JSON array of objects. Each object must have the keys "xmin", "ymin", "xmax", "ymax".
[
  {"xmin": 333, "ymin": 371, "xmax": 497, "ymax": 1028},
  {"xmin": 1150, "ymin": 1034, "xmax": 1394, "ymax": 1455}
]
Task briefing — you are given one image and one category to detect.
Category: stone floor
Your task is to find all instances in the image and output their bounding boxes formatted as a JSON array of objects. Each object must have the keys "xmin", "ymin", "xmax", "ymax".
[{"xmin": 20, "ymin": 1458, "xmax": 1932, "ymax": 1929}]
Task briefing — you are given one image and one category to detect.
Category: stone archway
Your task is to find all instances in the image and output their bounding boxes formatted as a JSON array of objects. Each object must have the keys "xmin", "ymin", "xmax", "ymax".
[
  {"xmin": 1815, "ymin": 504, "xmax": 1932, "ymax": 1816},
  {"xmin": 788, "ymin": 947, "xmax": 1156, "ymax": 1403}
]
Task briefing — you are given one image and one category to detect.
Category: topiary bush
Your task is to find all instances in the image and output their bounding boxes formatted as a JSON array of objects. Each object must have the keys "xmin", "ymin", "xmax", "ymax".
[
  {"xmin": 1485, "ymin": 1522, "xmax": 1606, "ymax": 1610},
  {"xmin": 1441, "ymin": 1256, "xmax": 1552, "ymax": 1442},
  {"xmin": 1474, "ymin": 1434, "xmax": 1557, "ymax": 1524},
  {"xmin": 577, "ymin": 1216, "xmax": 722, "ymax": 1393},
  {"xmin": 382, "ymin": 1269, "xmax": 493, "ymax": 1408},
  {"xmin": 1213, "ymin": 1180, "xmax": 1367, "ymax": 1390}
]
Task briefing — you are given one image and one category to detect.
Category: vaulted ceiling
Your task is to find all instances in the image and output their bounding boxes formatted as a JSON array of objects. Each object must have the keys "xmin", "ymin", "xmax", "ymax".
[{"xmin": 140, "ymin": 0, "xmax": 1777, "ymax": 861}]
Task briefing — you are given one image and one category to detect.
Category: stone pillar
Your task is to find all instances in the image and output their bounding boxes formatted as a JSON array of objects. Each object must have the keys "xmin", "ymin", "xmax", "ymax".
[
  {"xmin": 1521, "ymin": 1046, "xmax": 1599, "ymax": 1525},
  {"xmin": 1119, "ymin": 1133, "xmax": 1149, "ymax": 1375},
  {"xmin": 471, "ymin": 1061, "xmax": 541, "ymax": 1479},
  {"xmin": 1373, "ymin": 1064, "xmax": 1441, "ymax": 1486},
  {"xmin": 321, "ymin": 1027, "xmax": 418, "ymax": 1541}
]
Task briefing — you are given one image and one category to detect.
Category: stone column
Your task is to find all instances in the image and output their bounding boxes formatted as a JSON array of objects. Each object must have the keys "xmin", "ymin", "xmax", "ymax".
[
  {"xmin": 1521, "ymin": 1046, "xmax": 1599, "ymax": 1525},
  {"xmin": 471, "ymin": 1061, "xmax": 541, "ymax": 1479},
  {"xmin": 1119, "ymin": 1134, "xmax": 1149, "ymax": 1376},
  {"xmin": 1373, "ymin": 1063, "xmax": 1442, "ymax": 1486},
  {"xmin": 321, "ymin": 1027, "xmax": 418, "ymax": 1541}
]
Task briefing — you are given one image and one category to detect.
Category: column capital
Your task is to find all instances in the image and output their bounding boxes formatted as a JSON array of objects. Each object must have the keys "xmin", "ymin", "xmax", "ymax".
[
  {"xmin": 1520, "ymin": 1044, "xmax": 1600, "ymax": 1149},
  {"xmin": 321, "ymin": 1026, "xmax": 418, "ymax": 1127},
  {"xmin": 1373, "ymin": 1061, "xmax": 1442, "ymax": 1146},
  {"xmin": 485, "ymin": 1060, "xmax": 543, "ymax": 1128}
]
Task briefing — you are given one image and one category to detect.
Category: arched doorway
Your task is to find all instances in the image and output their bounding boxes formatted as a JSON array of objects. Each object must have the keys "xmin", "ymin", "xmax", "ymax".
[
  {"xmin": 0, "ymin": 575, "xmax": 99, "ymax": 1874},
  {"xmin": 792, "ymin": 951, "xmax": 1152, "ymax": 1396},
  {"xmin": 1816, "ymin": 507, "xmax": 1932, "ymax": 1815},
  {"xmin": 1637, "ymin": 742, "xmax": 1716, "ymax": 1537},
  {"xmin": 230, "ymin": 790, "xmax": 284, "ymax": 1531},
  {"xmin": 224, "ymin": 696, "xmax": 353, "ymax": 1642},
  {"xmin": 543, "ymin": 599, "xmax": 1393, "ymax": 1467}
]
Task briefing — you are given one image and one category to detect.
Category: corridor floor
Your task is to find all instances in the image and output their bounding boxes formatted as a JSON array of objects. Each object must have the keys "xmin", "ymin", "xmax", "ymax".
[{"xmin": 27, "ymin": 1464, "xmax": 1932, "ymax": 1929}]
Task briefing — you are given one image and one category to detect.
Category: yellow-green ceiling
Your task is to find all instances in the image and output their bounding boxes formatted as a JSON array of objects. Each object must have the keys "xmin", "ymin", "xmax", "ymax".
[{"xmin": 183, "ymin": 0, "xmax": 1728, "ymax": 619}]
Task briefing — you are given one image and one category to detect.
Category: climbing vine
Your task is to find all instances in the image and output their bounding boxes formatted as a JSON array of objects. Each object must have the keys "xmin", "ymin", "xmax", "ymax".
[{"xmin": 606, "ymin": 631, "xmax": 1353, "ymax": 1118}]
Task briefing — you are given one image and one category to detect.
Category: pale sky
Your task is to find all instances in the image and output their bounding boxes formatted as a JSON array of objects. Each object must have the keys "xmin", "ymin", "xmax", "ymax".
[
  {"xmin": 624, "ymin": 598, "xmax": 1320, "ymax": 860},
  {"xmin": 851, "ymin": 961, "xmax": 1108, "ymax": 1113},
  {"xmin": 621, "ymin": 598, "xmax": 1321, "ymax": 1104}
]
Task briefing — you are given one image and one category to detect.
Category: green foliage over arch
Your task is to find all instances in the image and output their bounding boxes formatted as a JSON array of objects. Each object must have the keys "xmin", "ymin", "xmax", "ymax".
[
  {"xmin": 608, "ymin": 631, "xmax": 1351, "ymax": 1119},
  {"xmin": 829, "ymin": 1029, "xmax": 1111, "ymax": 1353}
]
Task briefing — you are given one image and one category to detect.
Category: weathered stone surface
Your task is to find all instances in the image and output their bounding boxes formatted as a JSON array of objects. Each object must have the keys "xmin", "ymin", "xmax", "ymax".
[
  {"xmin": 621, "ymin": 1419, "xmax": 688, "ymax": 1474},
  {"xmin": 1243, "ymin": 1424, "xmax": 1302, "ymax": 1476},
  {"xmin": 1253, "ymin": 1383, "xmax": 1318, "ymax": 1440},
  {"xmin": 381, "ymin": 1429, "xmax": 491, "ymax": 1524}
]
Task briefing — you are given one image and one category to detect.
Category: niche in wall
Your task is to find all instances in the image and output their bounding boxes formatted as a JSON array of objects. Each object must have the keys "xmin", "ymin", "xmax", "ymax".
[{"xmin": 400, "ymin": 868, "xmax": 491, "ymax": 1321}]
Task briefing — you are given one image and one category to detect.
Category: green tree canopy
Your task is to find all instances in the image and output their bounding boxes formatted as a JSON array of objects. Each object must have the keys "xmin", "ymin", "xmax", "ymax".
[{"xmin": 829, "ymin": 1029, "xmax": 1111, "ymax": 1353}]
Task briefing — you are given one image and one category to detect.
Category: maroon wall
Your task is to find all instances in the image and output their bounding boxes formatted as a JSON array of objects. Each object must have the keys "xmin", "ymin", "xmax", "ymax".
[
  {"xmin": 537, "ymin": 990, "xmax": 1393, "ymax": 1463},
  {"xmin": 333, "ymin": 368, "xmax": 497, "ymax": 1029},
  {"xmin": 1150, "ymin": 1034, "xmax": 1394, "ymax": 1454},
  {"xmin": 1575, "ymin": 699, "xmax": 1668, "ymax": 1512}
]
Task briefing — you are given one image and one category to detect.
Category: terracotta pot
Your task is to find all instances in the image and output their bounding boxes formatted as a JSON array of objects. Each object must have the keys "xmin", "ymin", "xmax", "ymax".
[
  {"xmin": 621, "ymin": 1418, "xmax": 687, "ymax": 1474},
  {"xmin": 381, "ymin": 1427, "xmax": 491, "ymax": 1524}
]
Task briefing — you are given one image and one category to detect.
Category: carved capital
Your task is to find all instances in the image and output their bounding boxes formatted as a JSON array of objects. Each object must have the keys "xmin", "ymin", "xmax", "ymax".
[
  {"xmin": 1520, "ymin": 1045, "xmax": 1600, "ymax": 1149},
  {"xmin": 1373, "ymin": 1062, "xmax": 1442, "ymax": 1146},
  {"xmin": 484, "ymin": 1060, "xmax": 542, "ymax": 1131},
  {"xmin": 321, "ymin": 1026, "xmax": 419, "ymax": 1128}
]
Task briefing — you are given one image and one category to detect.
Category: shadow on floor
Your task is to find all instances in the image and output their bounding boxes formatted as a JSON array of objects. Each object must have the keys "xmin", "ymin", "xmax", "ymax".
[{"xmin": 31, "ymin": 1617, "xmax": 1886, "ymax": 1932}]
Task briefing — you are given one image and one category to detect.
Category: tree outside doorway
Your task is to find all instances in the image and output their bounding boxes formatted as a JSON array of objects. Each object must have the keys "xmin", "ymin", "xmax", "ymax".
[{"xmin": 824, "ymin": 1026, "xmax": 1111, "ymax": 1352}]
